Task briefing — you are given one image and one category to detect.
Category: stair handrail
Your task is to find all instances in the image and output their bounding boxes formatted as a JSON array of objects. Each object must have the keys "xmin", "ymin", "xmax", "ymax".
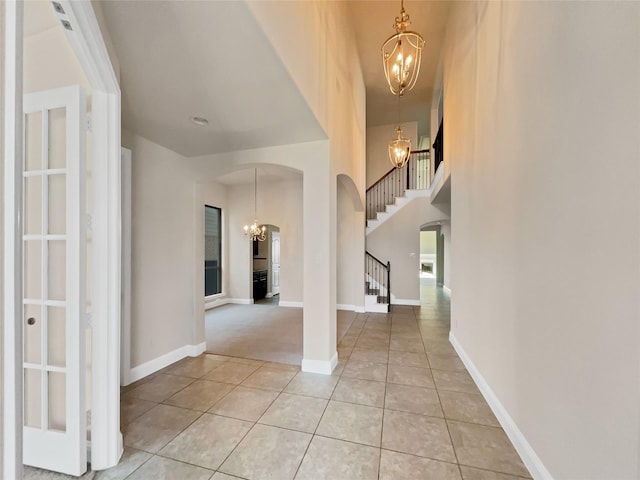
[
  {"xmin": 365, "ymin": 251, "xmax": 391, "ymax": 312},
  {"xmin": 365, "ymin": 149, "xmax": 430, "ymax": 221},
  {"xmin": 366, "ymin": 149, "xmax": 430, "ymax": 193}
]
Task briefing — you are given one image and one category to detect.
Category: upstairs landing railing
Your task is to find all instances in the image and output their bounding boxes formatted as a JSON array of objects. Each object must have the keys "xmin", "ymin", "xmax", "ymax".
[{"xmin": 366, "ymin": 149, "xmax": 430, "ymax": 220}]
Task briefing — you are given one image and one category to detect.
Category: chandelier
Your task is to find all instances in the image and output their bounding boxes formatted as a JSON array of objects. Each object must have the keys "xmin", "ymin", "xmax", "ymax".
[
  {"xmin": 388, "ymin": 126, "xmax": 411, "ymax": 168},
  {"xmin": 244, "ymin": 169, "xmax": 266, "ymax": 241},
  {"xmin": 381, "ymin": 0, "xmax": 425, "ymax": 96}
]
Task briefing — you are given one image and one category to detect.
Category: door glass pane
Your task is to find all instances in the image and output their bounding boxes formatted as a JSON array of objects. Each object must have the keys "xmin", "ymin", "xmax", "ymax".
[
  {"xmin": 25, "ymin": 111, "xmax": 42, "ymax": 172},
  {"xmin": 24, "ymin": 240, "xmax": 42, "ymax": 299},
  {"xmin": 48, "ymin": 372, "xmax": 66, "ymax": 432},
  {"xmin": 48, "ymin": 174, "xmax": 66, "ymax": 234},
  {"xmin": 24, "ymin": 304, "xmax": 42, "ymax": 364},
  {"xmin": 48, "ymin": 241, "xmax": 66, "ymax": 301},
  {"xmin": 205, "ymin": 205, "xmax": 222, "ymax": 296},
  {"xmin": 48, "ymin": 108, "xmax": 66, "ymax": 169},
  {"xmin": 48, "ymin": 307, "xmax": 66, "ymax": 368},
  {"xmin": 24, "ymin": 176, "xmax": 42, "ymax": 235},
  {"xmin": 24, "ymin": 368, "xmax": 41, "ymax": 428}
]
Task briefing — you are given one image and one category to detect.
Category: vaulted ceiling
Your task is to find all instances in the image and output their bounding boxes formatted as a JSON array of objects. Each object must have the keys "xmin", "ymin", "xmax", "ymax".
[
  {"xmin": 96, "ymin": 1, "xmax": 450, "ymax": 160},
  {"xmin": 97, "ymin": 0, "xmax": 325, "ymax": 157}
]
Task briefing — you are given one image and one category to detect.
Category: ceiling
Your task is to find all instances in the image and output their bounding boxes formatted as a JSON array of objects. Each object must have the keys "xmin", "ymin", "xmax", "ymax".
[
  {"xmin": 96, "ymin": 1, "xmax": 450, "ymax": 160},
  {"xmin": 216, "ymin": 165, "xmax": 302, "ymax": 186},
  {"xmin": 349, "ymin": 1, "xmax": 451, "ymax": 131},
  {"xmin": 97, "ymin": 0, "xmax": 326, "ymax": 158}
]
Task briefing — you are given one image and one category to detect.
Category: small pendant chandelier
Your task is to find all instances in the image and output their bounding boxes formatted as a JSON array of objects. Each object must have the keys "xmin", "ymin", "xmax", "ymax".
[
  {"xmin": 388, "ymin": 126, "xmax": 411, "ymax": 168},
  {"xmin": 381, "ymin": 0, "xmax": 425, "ymax": 97},
  {"xmin": 244, "ymin": 168, "xmax": 266, "ymax": 241}
]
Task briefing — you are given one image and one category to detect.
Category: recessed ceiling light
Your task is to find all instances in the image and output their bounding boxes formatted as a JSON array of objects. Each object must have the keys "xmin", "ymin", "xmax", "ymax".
[{"xmin": 190, "ymin": 116, "xmax": 209, "ymax": 126}]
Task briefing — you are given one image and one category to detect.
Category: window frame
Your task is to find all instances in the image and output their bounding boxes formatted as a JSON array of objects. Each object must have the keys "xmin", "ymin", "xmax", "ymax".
[{"xmin": 204, "ymin": 205, "xmax": 223, "ymax": 298}]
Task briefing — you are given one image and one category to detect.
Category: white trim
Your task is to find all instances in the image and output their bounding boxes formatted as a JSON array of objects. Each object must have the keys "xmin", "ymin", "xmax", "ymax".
[
  {"xmin": 127, "ymin": 342, "xmax": 207, "ymax": 385},
  {"xmin": 205, "ymin": 297, "xmax": 229, "ymax": 310},
  {"xmin": 279, "ymin": 301, "xmax": 303, "ymax": 308},
  {"xmin": 120, "ymin": 148, "xmax": 132, "ymax": 387},
  {"xmin": 229, "ymin": 298, "xmax": 253, "ymax": 305},
  {"xmin": 205, "ymin": 297, "xmax": 257, "ymax": 310},
  {"xmin": 449, "ymin": 333, "xmax": 553, "ymax": 480},
  {"xmin": 337, "ymin": 304, "xmax": 367, "ymax": 313},
  {"xmin": 301, "ymin": 351, "xmax": 338, "ymax": 375},
  {"xmin": 3, "ymin": 2, "xmax": 23, "ymax": 478},
  {"xmin": 443, "ymin": 285, "xmax": 452, "ymax": 296},
  {"xmin": 205, "ymin": 292, "xmax": 225, "ymax": 302},
  {"xmin": 391, "ymin": 298, "xmax": 420, "ymax": 306},
  {"xmin": 337, "ymin": 304, "xmax": 355, "ymax": 311},
  {"xmin": 57, "ymin": 0, "xmax": 122, "ymax": 470}
]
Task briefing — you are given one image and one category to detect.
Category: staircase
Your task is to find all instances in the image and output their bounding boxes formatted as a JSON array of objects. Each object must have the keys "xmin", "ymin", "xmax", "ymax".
[
  {"xmin": 366, "ymin": 150, "xmax": 431, "ymax": 235},
  {"xmin": 365, "ymin": 251, "xmax": 390, "ymax": 313},
  {"xmin": 364, "ymin": 150, "xmax": 431, "ymax": 312}
]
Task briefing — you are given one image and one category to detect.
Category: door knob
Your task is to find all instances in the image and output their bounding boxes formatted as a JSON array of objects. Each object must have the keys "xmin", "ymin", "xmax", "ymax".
[{"xmin": 27, "ymin": 317, "xmax": 36, "ymax": 326}]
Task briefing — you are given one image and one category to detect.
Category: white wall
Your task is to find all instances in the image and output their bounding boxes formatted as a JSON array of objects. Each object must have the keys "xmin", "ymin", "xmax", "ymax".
[
  {"xmin": 123, "ymin": 130, "xmax": 197, "ymax": 367},
  {"xmin": 367, "ymin": 197, "xmax": 449, "ymax": 303},
  {"xmin": 445, "ymin": 1, "xmax": 640, "ymax": 478},
  {"xmin": 366, "ymin": 122, "xmax": 418, "ymax": 188}
]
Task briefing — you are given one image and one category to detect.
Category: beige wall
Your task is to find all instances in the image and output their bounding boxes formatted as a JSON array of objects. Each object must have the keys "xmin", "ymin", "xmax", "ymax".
[
  {"xmin": 446, "ymin": 1, "xmax": 640, "ymax": 478},
  {"xmin": 366, "ymin": 122, "xmax": 418, "ymax": 188},
  {"xmin": 123, "ymin": 130, "xmax": 197, "ymax": 367},
  {"xmin": 247, "ymin": 0, "xmax": 366, "ymax": 193},
  {"xmin": 337, "ymin": 178, "xmax": 364, "ymax": 308}
]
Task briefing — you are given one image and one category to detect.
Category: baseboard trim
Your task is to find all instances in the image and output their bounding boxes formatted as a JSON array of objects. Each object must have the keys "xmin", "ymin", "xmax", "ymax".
[
  {"xmin": 279, "ymin": 301, "xmax": 303, "ymax": 308},
  {"xmin": 392, "ymin": 298, "xmax": 420, "ymax": 306},
  {"xmin": 301, "ymin": 351, "xmax": 338, "ymax": 375},
  {"xmin": 229, "ymin": 298, "xmax": 253, "ymax": 305},
  {"xmin": 443, "ymin": 285, "xmax": 452, "ymax": 296},
  {"xmin": 205, "ymin": 297, "xmax": 229, "ymax": 310},
  {"xmin": 337, "ymin": 304, "xmax": 365, "ymax": 312},
  {"xmin": 449, "ymin": 333, "xmax": 553, "ymax": 480},
  {"xmin": 128, "ymin": 341, "xmax": 207, "ymax": 384}
]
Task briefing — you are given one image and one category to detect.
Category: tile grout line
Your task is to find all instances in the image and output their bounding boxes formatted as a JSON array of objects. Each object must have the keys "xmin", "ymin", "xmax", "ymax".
[{"xmin": 416, "ymin": 295, "xmax": 464, "ymax": 478}]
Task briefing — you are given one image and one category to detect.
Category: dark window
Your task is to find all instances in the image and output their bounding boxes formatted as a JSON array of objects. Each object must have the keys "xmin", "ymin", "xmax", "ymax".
[{"xmin": 204, "ymin": 205, "xmax": 222, "ymax": 296}]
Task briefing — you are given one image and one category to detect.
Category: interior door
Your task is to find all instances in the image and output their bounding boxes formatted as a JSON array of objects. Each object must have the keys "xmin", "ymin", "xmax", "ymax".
[
  {"xmin": 22, "ymin": 86, "xmax": 87, "ymax": 476},
  {"xmin": 271, "ymin": 231, "xmax": 280, "ymax": 295}
]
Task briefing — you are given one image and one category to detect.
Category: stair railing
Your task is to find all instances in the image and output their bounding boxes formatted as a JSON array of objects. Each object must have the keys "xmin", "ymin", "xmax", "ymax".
[
  {"xmin": 365, "ymin": 251, "xmax": 391, "ymax": 312},
  {"xmin": 366, "ymin": 149, "xmax": 430, "ymax": 220}
]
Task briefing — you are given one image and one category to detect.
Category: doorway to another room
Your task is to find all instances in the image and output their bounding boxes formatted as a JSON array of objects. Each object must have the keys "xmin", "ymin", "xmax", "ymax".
[
  {"xmin": 420, "ymin": 230, "xmax": 437, "ymax": 285},
  {"xmin": 253, "ymin": 224, "xmax": 280, "ymax": 306}
]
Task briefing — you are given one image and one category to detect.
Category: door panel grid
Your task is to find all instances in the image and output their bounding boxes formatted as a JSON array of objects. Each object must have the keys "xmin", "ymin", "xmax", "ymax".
[{"xmin": 22, "ymin": 86, "xmax": 87, "ymax": 476}]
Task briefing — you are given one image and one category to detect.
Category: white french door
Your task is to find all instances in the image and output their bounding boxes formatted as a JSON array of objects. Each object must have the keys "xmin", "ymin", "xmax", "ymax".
[{"xmin": 22, "ymin": 86, "xmax": 87, "ymax": 476}]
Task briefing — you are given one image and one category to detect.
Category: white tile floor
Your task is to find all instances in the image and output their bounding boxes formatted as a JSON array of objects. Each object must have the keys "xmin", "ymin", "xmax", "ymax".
[{"xmin": 24, "ymin": 287, "xmax": 532, "ymax": 479}]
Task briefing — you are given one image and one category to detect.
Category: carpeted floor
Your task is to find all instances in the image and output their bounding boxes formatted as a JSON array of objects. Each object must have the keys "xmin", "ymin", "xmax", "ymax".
[{"xmin": 204, "ymin": 304, "xmax": 358, "ymax": 365}]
